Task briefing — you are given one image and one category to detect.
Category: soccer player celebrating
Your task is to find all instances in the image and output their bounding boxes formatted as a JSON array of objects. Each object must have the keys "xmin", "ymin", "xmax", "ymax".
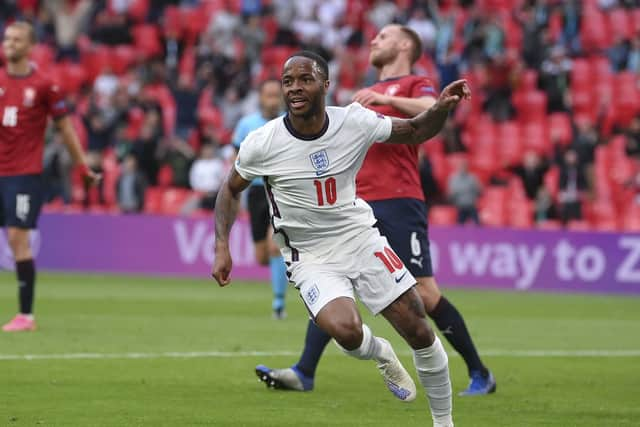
[
  {"xmin": 256, "ymin": 25, "xmax": 496, "ymax": 396},
  {"xmin": 232, "ymin": 79, "xmax": 289, "ymax": 319},
  {"xmin": 213, "ymin": 50, "xmax": 470, "ymax": 427},
  {"xmin": 1, "ymin": 21, "xmax": 99, "ymax": 332}
]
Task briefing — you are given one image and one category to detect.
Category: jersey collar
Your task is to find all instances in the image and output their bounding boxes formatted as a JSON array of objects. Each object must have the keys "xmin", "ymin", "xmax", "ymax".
[{"xmin": 283, "ymin": 113, "xmax": 330, "ymax": 141}]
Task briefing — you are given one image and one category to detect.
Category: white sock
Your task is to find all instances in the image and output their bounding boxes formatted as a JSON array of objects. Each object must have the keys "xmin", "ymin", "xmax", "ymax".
[
  {"xmin": 413, "ymin": 336, "xmax": 453, "ymax": 426},
  {"xmin": 337, "ymin": 324, "xmax": 387, "ymax": 362},
  {"xmin": 20, "ymin": 314, "xmax": 34, "ymax": 321}
]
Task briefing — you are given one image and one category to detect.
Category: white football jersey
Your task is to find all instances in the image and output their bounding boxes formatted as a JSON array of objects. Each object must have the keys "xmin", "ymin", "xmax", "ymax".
[{"xmin": 235, "ymin": 102, "xmax": 393, "ymax": 263}]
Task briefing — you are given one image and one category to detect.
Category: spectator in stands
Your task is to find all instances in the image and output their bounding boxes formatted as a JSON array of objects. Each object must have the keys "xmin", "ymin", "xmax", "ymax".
[
  {"xmin": 442, "ymin": 120, "xmax": 465, "ymax": 154},
  {"xmin": 183, "ymin": 143, "xmax": 232, "ymax": 212},
  {"xmin": 511, "ymin": 151, "xmax": 549, "ymax": 200},
  {"xmin": 220, "ymin": 86, "xmax": 245, "ymax": 131},
  {"xmin": 367, "ymin": 0, "xmax": 398, "ymax": 30},
  {"xmin": 116, "ymin": 154, "xmax": 147, "ymax": 213},
  {"xmin": 436, "ymin": 44, "xmax": 461, "ymax": 89},
  {"xmin": 608, "ymin": 35, "xmax": 631, "ymax": 71},
  {"xmin": 539, "ymin": 45, "xmax": 572, "ymax": 113},
  {"xmin": 419, "ymin": 155, "xmax": 441, "ymax": 205},
  {"xmin": 90, "ymin": 5, "xmax": 133, "ymax": 45},
  {"xmin": 624, "ymin": 116, "xmax": 640, "ymax": 159},
  {"xmin": 627, "ymin": 35, "xmax": 640, "ymax": 73},
  {"xmin": 407, "ymin": 6, "xmax": 437, "ymax": 52},
  {"xmin": 559, "ymin": 0, "xmax": 581, "ymax": 53},
  {"xmin": 484, "ymin": 52, "xmax": 516, "ymax": 121},
  {"xmin": 158, "ymin": 136, "xmax": 195, "ymax": 189},
  {"xmin": 558, "ymin": 148, "xmax": 588, "ymax": 223},
  {"xmin": 44, "ymin": 0, "xmax": 92, "ymax": 61},
  {"xmin": 448, "ymin": 158, "xmax": 481, "ymax": 225},
  {"xmin": 43, "ymin": 134, "xmax": 73, "ymax": 204},
  {"xmin": 515, "ymin": 3, "xmax": 548, "ymax": 69},
  {"xmin": 572, "ymin": 116, "xmax": 600, "ymax": 167},
  {"xmin": 132, "ymin": 108, "xmax": 162, "ymax": 185},
  {"xmin": 535, "ymin": 186, "xmax": 557, "ymax": 223},
  {"xmin": 238, "ymin": 14, "xmax": 265, "ymax": 66},
  {"xmin": 171, "ymin": 74, "xmax": 199, "ymax": 139}
]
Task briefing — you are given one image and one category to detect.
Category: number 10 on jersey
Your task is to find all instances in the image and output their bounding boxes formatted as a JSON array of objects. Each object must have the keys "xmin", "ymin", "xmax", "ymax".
[{"xmin": 313, "ymin": 177, "xmax": 337, "ymax": 206}]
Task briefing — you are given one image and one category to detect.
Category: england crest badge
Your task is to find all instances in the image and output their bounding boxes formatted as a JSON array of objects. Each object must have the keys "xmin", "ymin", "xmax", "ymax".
[{"xmin": 309, "ymin": 149, "xmax": 330, "ymax": 176}]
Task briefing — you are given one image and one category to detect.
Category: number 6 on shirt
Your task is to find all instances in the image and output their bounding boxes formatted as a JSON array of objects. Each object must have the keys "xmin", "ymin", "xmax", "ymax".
[{"xmin": 313, "ymin": 177, "xmax": 337, "ymax": 206}]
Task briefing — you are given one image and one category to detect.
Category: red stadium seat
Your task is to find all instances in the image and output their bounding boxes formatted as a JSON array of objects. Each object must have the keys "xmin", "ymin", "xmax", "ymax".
[
  {"xmin": 81, "ymin": 45, "xmax": 112, "ymax": 83},
  {"xmin": 160, "ymin": 188, "xmax": 191, "ymax": 215},
  {"xmin": 536, "ymin": 219, "xmax": 562, "ymax": 230},
  {"xmin": 580, "ymin": 9, "xmax": 609, "ymax": 52},
  {"xmin": 111, "ymin": 45, "xmax": 139, "ymax": 75},
  {"xmin": 513, "ymin": 90, "xmax": 547, "ymax": 122},
  {"xmin": 570, "ymin": 59, "xmax": 591, "ymax": 88},
  {"xmin": 157, "ymin": 165, "xmax": 174, "ymax": 188},
  {"xmin": 428, "ymin": 206, "xmax": 458, "ymax": 226},
  {"xmin": 633, "ymin": 9, "xmax": 640, "ymax": 34},
  {"xmin": 548, "ymin": 113, "xmax": 573, "ymax": 146},
  {"xmin": 132, "ymin": 24, "xmax": 163, "ymax": 59},
  {"xmin": 144, "ymin": 187, "xmax": 163, "ymax": 213},
  {"xmin": 608, "ymin": 8, "xmax": 633, "ymax": 40},
  {"xmin": 567, "ymin": 220, "xmax": 591, "ymax": 231},
  {"xmin": 519, "ymin": 69, "xmax": 538, "ymax": 92},
  {"xmin": 53, "ymin": 62, "xmax": 88, "ymax": 94},
  {"xmin": 496, "ymin": 121, "xmax": 523, "ymax": 166},
  {"xmin": 521, "ymin": 120, "xmax": 551, "ymax": 155},
  {"xmin": 544, "ymin": 166, "xmax": 560, "ymax": 200},
  {"xmin": 507, "ymin": 198, "xmax": 534, "ymax": 229}
]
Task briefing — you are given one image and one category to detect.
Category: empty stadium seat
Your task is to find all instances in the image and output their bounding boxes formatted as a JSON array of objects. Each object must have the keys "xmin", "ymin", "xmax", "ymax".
[
  {"xmin": 132, "ymin": 24, "xmax": 163, "ymax": 59},
  {"xmin": 428, "ymin": 206, "xmax": 458, "ymax": 226},
  {"xmin": 548, "ymin": 113, "xmax": 573, "ymax": 146}
]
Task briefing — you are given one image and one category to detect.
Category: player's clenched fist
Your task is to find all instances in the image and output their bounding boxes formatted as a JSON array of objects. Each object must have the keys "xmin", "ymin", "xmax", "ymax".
[
  {"xmin": 434, "ymin": 79, "xmax": 471, "ymax": 111},
  {"xmin": 212, "ymin": 245, "xmax": 233, "ymax": 286}
]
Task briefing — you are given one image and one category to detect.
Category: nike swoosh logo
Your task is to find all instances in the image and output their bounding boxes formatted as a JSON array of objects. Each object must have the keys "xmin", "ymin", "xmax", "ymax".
[{"xmin": 395, "ymin": 272, "xmax": 407, "ymax": 283}]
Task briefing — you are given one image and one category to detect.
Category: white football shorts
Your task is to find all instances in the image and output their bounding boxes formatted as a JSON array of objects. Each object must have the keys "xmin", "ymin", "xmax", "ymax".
[{"xmin": 290, "ymin": 227, "xmax": 417, "ymax": 318}]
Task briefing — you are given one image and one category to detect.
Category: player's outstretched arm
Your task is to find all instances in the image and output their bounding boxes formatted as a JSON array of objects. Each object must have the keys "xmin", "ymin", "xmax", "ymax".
[
  {"xmin": 56, "ymin": 116, "xmax": 101, "ymax": 185},
  {"xmin": 385, "ymin": 79, "xmax": 471, "ymax": 145},
  {"xmin": 353, "ymin": 88, "xmax": 436, "ymax": 117},
  {"xmin": 212, "ymin": 166, "xmax": 251, "ymax": 287}
]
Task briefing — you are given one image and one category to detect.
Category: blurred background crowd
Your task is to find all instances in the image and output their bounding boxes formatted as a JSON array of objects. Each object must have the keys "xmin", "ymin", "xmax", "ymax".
[{"xmin": 1, "ymin": 0, "xmax": 639, "ymax": 230}]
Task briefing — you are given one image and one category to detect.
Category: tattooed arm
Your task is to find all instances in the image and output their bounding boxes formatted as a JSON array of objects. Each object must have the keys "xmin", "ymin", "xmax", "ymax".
[
  {"xmin": 212, "ymin": 166, "xmax": 251, "ymax": 286},
  {"xmin": 385, "ymin": 79, "xmax": 471, "ymax": 145}
]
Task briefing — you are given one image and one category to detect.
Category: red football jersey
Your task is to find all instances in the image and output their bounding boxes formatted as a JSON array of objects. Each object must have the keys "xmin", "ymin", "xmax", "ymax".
[
  {"xmin": 0, "ymin": 66, "xmax": 68, "ymax": 176},
  {"xmin": 356, "ymin": 75, "xmax": 437, "ymax": 202}
]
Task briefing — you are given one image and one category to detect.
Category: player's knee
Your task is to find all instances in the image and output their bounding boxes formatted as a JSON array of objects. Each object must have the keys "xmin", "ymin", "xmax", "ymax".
[
  {"xmin": 416, "ymin": 278, "xmax": 442, "ymax": 312},
  {"xmin": 7, "ymin": 230, "xmax": 30, "ymax": 257},
  {"xmin": 407, "ymin": 321, "xmax": 435, "ymax": 350},
  {"xmin": 332, "ymin": 319, "xmax": 363, "ymax": 351}
]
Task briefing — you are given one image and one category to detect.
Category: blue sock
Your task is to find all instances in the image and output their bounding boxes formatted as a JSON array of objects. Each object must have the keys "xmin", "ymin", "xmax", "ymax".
[
  {"xmin": 269, "ymin": 256, "xmax": 288, "ymax": 311},
  {"xmin": 295, "ymin": 320, "xmax": 332, "ymax": 379}
]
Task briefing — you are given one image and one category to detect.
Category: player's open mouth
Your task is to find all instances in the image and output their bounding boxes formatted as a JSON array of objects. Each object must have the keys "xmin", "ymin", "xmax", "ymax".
[{"xmin": 289, "ymin": 98, "xmax": 307, "ymax": 109}]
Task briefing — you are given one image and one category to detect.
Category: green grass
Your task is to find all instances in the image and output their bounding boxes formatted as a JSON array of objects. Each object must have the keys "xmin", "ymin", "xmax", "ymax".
[{"xmin": 1, "ymin": 272, "xmax": 639, "ymax": 427}]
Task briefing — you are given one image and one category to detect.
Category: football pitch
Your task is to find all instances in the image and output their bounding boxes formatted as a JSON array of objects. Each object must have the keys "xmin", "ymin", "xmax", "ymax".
[{"xmin": 1, "ymin": 272, "xmax": 639, "ymax": 427}]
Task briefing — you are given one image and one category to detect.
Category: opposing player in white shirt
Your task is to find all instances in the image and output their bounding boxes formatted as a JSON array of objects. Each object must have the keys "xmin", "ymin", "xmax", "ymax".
[{"xmin": 212, "ymin": 51, "xmax": 470, "ymax": 427}]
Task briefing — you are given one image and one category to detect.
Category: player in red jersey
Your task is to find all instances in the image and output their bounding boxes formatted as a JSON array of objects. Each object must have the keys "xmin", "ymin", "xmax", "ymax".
[
  {"xmin": 1, "ymin": 21, "xmax": 99, "ymax": 332},
  {"xmin": 256, "ymin": 25, "xmax": 496, "ymax": 396}
]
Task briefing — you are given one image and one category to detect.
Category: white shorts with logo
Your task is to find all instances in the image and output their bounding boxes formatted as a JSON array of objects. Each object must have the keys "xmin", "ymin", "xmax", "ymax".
[{"xmin": 290, "ymin": 227, "xmax": 417, "ymax": 317}]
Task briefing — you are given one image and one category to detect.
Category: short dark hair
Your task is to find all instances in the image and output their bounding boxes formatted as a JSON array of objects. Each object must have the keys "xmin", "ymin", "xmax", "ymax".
[
  {"xmin": 399, "ymin": 26, "xmax": 423, "ymax": 64},
  {"xmin": 286, "ymin": 50, "xmax": 329, "ymax": 80}
]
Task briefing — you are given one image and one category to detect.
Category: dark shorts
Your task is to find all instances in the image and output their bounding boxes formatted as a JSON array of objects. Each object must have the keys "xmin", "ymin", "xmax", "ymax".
[
  {"xmin": 248, "ymin": 185, "xmax": 270, "ymax": 242},
  {"xmin": 370, "ymin": 198, "xmax": 434, "ymax": 278},
  {"xmin": 0, "ymin": 174, "xmax": 45, "ymax": 229}
]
